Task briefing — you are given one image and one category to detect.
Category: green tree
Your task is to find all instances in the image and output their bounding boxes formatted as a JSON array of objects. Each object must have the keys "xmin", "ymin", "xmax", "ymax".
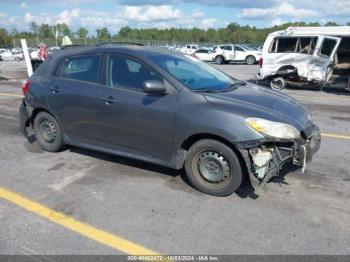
[
  {"xmin": 325, "ymin": 21, "xmax": 339, "ymax": 26},
  {"xmin": 60, "ymin": 23, "xmax": 73, "ymax": 37},
  {"xmin": 76, "ymin": 27, "xmax": 89, "ymax": 39},
  {"xmin": 96, "ymin": 27, "xmax": 111, "ymax": 40}
]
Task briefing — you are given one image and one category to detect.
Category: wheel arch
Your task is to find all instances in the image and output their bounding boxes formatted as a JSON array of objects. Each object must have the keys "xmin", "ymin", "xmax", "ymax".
[
  {"xmin": 30, "ymin": 108, "xmax": 65, "ymax": 134},
  {"xmin": 176, "ymin": 133, "xmax": 247, "ymax": 174}
]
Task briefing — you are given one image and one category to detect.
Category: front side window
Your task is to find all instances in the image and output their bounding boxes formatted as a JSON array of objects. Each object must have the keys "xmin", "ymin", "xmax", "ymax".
[
  {"xmin": 61, "ymin": 55, "xmax": 101, "ymax": 83},
  {"xmin": 147, "ymin": 53, "xmax": 238, "ymax": 92},
  {"xmin": 107, "ymin": 55, "xmax": 162, "ymax": 92},
  {"xmin": 320, "ymin": 38, "xmax": 337, "ymax": 57},
  {"xmin": 235, "ymin": 46, "xmax": 244, "ymax": 52}
]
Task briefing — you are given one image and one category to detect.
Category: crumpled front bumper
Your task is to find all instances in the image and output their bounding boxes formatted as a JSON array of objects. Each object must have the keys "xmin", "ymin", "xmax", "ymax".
[{"xmin": 238, "ymin": 123, "xmax": 321, "ymax": 188}]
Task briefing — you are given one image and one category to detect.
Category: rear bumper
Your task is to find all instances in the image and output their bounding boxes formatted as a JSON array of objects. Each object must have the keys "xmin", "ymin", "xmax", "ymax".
[{"xmin": 19, "ymin": 99, "xmax": 30, "ymax": 138}]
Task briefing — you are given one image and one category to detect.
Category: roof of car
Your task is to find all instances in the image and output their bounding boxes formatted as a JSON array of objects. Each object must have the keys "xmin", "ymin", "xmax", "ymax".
[{"xmin": 49, "ymin": 45, "xmax": 178, "ymax": 60}]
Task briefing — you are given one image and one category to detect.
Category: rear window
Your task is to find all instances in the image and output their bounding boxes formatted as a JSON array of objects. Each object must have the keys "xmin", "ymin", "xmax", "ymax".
[
  {"xmin": 269, "ymin": 37, "xmax": 317, "ymax": 54},
  {"xmin": 60, "ymin": 54, "xmax": 101, "ymax": 83}
]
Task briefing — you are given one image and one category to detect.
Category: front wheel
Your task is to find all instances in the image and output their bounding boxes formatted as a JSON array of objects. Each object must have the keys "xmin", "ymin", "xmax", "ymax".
[
  {"xmin": 245, "ymin": 55, "xmax": 256, "ymax": 65},
  {"xmin": 34, "ymin": 111, "xmax": 65, "ymax": 152},
  {"xmin": 184, "ymin": 139, "xmax": 243, "ymax": 196}
]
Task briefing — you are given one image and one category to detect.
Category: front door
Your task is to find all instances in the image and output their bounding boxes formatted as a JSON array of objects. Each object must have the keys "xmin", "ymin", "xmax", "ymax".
[
  {"xmin": 308, "ymin": 36, "xmax": 342, "ymax": 82},
  {"xmin": 47, "ymin": 54, "xmax": 103, "ymax": 144},
  {"xmin": 99, "ymin": 54, "xmax": 178, "ymax": 161}
]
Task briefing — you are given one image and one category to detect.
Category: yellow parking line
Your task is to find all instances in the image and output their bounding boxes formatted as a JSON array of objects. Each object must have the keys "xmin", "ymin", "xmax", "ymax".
[
  {"xmin": 322, "ymin": 133, "xmax": 350, "ymax": 140},
  {"xmin": 0, "ymin": 187, "xmax": 159, "ymax": 256},
  {"xmin": 293, "ymin": 95, "xmax": 350, "ymax": 102},
  {"xmin": 0, "ymin": 92, "xmax": 23, "ymax": 98}
]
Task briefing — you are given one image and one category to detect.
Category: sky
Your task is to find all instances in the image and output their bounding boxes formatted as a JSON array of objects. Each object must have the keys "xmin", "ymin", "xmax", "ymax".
[{"xmin": 0, "ymin": 0, "xmax": 349, "ymax": 34}]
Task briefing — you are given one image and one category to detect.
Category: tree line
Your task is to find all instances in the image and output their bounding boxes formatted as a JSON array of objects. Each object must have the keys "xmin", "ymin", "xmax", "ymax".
[{"xmin": 1, "ymin": 21, "xmax": 349, "ymax": 47}]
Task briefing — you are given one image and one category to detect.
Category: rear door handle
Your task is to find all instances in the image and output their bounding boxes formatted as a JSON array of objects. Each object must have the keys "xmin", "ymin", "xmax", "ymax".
[
  {"xmin": 101, "ymin": 96, "xmax": 116, "ymax": 105},
  {"xmin": 49, "ymin": 86, "xmax": 60, "ymax": 93}
]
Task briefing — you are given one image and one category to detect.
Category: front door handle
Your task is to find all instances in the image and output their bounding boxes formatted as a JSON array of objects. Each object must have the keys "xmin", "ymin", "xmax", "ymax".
[
  {"xmin": 101, "ymin": 96, "xmax": 116, "ymax": 105},
  {"xmin": 49, "ymin": 86, "xmax": 60, "ymax": 93}
]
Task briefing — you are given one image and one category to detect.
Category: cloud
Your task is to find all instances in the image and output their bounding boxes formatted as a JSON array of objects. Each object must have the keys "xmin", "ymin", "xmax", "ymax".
[
  {"xmin": 242, "ymin": 2, "xmax": 318, "ymax": 19},
  {"xmin": 57, "ymin": 8, "xmax": 80, "ymax": 25},
  {"xmin": 20, "ymin": 2, "xmax": 27, "ymax": 8},
  {"xmin": 201, "ymin": 18, "xmax": 217, "ymax": 29},
  {"xmin": 270, "ymin": 18, "xmax": 286, "ymax": 26},
  {"xmin": 117, "ymin": 5, "xmax": 182, "ymax": 22}
]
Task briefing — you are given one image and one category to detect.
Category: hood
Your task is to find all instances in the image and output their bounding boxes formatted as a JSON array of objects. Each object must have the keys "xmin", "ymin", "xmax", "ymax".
[{"xmin": 204, "ymin": 83, "xmax": 311, "ymax": 131}]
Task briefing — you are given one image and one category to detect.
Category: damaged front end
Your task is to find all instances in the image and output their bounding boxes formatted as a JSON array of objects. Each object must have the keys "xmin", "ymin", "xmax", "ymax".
[{"xmin": 238, "ymin": 120, "xmax": 321, "ymax": 188}]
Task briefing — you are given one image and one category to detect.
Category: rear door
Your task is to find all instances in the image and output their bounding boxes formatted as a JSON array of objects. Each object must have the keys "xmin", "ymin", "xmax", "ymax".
[
  {"xmin": 308, "ymin": 36, "xmax": 342, "ymax": 82},
  {"xmin": 47, "ymin": 53, "xmax": 103, "ymax": 144}
]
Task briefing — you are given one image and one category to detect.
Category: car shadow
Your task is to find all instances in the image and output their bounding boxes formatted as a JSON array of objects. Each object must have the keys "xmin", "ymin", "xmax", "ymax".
[
  {"xmin": 71, "ymin": 145, "xmax": 299, "ymax": 199},
  {"xmin": 69, "ymin": 146, "xmax": 262, "ymax": 199}
]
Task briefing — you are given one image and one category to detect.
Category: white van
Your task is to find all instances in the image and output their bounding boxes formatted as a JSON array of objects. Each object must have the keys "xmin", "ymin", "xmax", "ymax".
[{"xmin": 258, "ymin": 26, "xmax": 350, "ymax": 90}]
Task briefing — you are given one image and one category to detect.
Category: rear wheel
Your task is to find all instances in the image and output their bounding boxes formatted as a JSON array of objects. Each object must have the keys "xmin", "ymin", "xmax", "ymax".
[
  {"xmin": 245, "ymin": 55, "xmax": 256, "ymax": 65},
  {"xmin": 34, "ymin": 111, "xmax": 65, "ymax": 152},
  {"xmin": 215, "ymin": 56, "xmax": 225, "ymax": 65},
  {"xmin": 270, "ymin": 77, "xmax": 286, "ymax": 91},
  {"xmin": 184, "ymin": 139, "xmax": 243, "ymax": 196}
]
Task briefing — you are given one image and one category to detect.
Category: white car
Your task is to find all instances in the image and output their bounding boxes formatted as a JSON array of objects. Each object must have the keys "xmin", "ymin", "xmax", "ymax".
[
  {"xmin": 181, "ymin": 44, "xmax": 201, "ymax": 54},
  {"xmin": 192, "ymin": 48, "xmax": 213, "ymax": 61},
  {"xmin": 212, "ymin": 44, "xmax": 261, "ymax": 65},
  {"xmin": 0, "ymin": 51, "xmax": 23, "ymax": 61}
]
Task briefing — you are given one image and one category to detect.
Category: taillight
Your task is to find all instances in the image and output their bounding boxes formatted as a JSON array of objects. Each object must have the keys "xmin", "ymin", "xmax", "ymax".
[
  {"xmin": 259, "ymin": 58, "xmax": 263, "ymax": 67},
  {"xmin": 22, "ymin": 80, "xmax": 30, "ymax": 95}
]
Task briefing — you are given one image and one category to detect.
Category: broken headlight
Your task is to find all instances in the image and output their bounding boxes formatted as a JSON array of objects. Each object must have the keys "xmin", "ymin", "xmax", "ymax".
[{"xmin": 245, "ymin": 117, "xmax": 300, "ymax": 140}]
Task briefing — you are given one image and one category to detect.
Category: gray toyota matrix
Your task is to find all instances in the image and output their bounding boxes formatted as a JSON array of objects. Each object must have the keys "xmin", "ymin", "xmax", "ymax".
[{"xmin": 19, "ymin": 44, "xmax": 321, "ymax": 196}]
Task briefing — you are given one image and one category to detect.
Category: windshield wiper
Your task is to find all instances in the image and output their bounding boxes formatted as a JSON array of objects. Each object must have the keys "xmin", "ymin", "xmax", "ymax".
[
  {"xmin": 193, "ymin": 88, "xmax": 220, "ymax": 93},
  {"xmin": 223, "ymin": 81, "xmax": 246, "ymax": 92}
]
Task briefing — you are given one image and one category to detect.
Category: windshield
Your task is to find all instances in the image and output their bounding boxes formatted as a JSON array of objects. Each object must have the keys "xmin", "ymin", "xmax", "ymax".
[{"xmin": 147, "ymin": 53, "xmax": 238, "ymax": 91}]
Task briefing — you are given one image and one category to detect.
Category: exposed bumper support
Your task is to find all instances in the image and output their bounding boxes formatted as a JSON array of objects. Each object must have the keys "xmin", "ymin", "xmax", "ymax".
[{"xmin": 238, "ymin": 124, "xmax": 321, "ymax": 188}]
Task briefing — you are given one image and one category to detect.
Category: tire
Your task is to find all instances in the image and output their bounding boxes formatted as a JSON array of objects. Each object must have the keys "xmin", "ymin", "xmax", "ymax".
[
  {"xmin": 33, "ymin": 111, "xmax": 65, "ymax": 152},
  {"xmin": 215, "ymin": 56, "xmax": 224, "ymax": 65},
  {"xmin": 270, "ymin": 77, "xmax": 286, "ymax": 91},
  {"xmin": 245, "ymin": 55, "xmax": 256, "ymax": 65},
  {"xmin": 184, "ymin": 139, "xmax": 243, "ymax": 196}
]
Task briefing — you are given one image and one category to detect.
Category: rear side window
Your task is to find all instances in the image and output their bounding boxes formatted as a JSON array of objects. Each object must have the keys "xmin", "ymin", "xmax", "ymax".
[
  {"xmin": 223, "ymin": 46, "xmax": 232, "ymax": 51},
  {"xmin": 320, "ymin": 38, "xmax": 337, "ymax": 57},
  {"xmin": 269, "ymin": 37, "xmax": 317, "ymax": 54},
  {"xmin": 60, "ymin": 55, "xmax": 101, "ymax": 83}
]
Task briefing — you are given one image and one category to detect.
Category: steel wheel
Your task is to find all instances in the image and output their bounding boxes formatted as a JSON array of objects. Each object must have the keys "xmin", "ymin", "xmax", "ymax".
[
  {"xmin": 184, "ymin": 139, "xmax": 243, "ymax": 196},
  {"xmin": 197, "ymin": 151, "xmax": 231, "ymax": 184},
  {"xmin": 39, "ymin": 119, "xmax": 57, "ymax": 143},
  {"xmin": 34, "ymin": 111, "xmax": 65, "ymax": 152}
]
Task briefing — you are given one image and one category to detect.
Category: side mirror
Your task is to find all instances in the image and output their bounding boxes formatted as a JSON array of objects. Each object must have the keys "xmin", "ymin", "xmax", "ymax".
[{"xmin": 143, "ymin": 80, "xmax": 167, "ymax": 94}]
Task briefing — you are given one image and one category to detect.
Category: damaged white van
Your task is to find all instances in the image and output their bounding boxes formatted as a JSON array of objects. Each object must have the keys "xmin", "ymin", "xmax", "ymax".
[{"xmin": 258, "ymin": 26, "xmax": 350, "ymax": 91}]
